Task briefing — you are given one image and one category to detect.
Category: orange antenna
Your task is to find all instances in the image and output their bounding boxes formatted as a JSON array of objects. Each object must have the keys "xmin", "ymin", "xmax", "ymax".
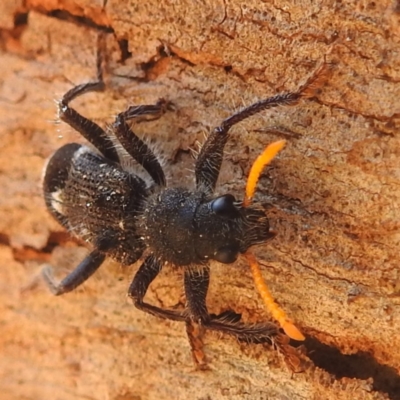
[
  {"xmin": 243, "ymin": 140, "xmax": 286, "ymax": 207},
  {"xmin": 244, "ymin": 252, "xmax": 304, "ymax": 341},
  {"xmin": 242, "ymin": 140, "xmax": 304, "ymax": 341}
]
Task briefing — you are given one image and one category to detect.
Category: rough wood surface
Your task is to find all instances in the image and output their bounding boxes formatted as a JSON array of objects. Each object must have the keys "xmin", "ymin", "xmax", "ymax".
[{"xmin": 0, "ymin": 1, "xmax": 399, "ymax": 399}]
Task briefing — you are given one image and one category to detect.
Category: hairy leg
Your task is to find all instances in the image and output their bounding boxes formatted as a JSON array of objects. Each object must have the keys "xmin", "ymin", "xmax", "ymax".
[
  {"xmin": 195, "ymin": 63, "xmax": 331, "ymax": 194},
  {"xmin": 58, "ymin": 73, "xmax": 120, "ymax": 162},
  {"xmin": 59, "ymin": 36, "xmax": 167, "ymax": 186},
  {"xmin": 111, "ymin": 102, "xmax": 167, "ymax": 186},
  {"xmin": 184, "ymin": 267, "xmax": 281, "ymax": 343},
  {"xmin": 128, "ymin": 254, "xmax": 188, "ymax": 321}
]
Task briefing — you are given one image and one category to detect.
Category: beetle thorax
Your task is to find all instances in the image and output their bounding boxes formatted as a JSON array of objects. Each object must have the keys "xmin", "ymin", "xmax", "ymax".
[{"xmin": 141, "ymin": 188, "xmax": 204, "ymax": 266}]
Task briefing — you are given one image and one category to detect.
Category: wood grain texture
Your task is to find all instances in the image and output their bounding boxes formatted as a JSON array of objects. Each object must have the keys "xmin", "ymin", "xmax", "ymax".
[{"xmin": 0, "ymin": 1, "xmax": 399, "ymax": 399}]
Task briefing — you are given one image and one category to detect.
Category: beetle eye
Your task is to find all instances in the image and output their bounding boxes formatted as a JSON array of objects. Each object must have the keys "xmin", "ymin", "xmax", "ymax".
[
  {"xmin": 211, "ymin": 194, "xmax": 239, "ymax": 219},
  {"xmin": 214, "ymin": 244, "xmax": 239, "ymax": 264}
]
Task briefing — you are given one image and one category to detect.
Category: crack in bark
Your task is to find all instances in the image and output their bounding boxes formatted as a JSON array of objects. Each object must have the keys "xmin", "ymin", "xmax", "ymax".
[
  {"xmin": 25, "ymin": 0, "xmax": 111, "ymax": 28},
  {"xmin": 314, "ymin": 97, "xmax": 400, "ymax": 123},
  {"xmin": 43, "ymin": 9, "xmax": 113, "ymax": 33},
  {"xmin": 305, "ymin": 336, "xmax": 400, "ymax": 400}
]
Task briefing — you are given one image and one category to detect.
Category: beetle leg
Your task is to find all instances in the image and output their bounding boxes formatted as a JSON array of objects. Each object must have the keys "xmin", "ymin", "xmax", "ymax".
[
  {"xmin": 195, "ymin": 62, "xmax": 331, "ymax": 194},
  {"xmin": 111, "ymin": 102, "xmax": 167, "ymax": 187},
  {"xmin": 42, "ymin": 249, "xmax": 105, "ymax": 295},
  {"xmin": 128, "ymin": 254, "xmax": 188, "ymax": 321},
  {"xmin": 184, "ymin": 267, "xmax": 280, "ymax": 343}
]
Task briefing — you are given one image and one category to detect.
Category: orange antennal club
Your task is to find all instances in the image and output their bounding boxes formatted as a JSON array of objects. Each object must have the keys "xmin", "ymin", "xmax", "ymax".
[
  {"xmin": 243, "ymin": 140, "xmax": 286, "ymax": 207},
  {"xmin": 244, "ymin": 252, "xmax": 305, "ymax": 341}
]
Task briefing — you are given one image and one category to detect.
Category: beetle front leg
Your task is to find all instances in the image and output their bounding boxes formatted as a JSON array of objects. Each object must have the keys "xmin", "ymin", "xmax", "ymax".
[{"xmin": 195, "ymin": 62, "xmax": 331, "ymax": 194}]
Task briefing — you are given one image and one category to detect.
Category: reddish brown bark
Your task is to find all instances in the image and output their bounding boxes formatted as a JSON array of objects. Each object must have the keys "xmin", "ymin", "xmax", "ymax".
[{"xmin": 1, "ymin": 1, "xmax": 399, "ymax": 399}]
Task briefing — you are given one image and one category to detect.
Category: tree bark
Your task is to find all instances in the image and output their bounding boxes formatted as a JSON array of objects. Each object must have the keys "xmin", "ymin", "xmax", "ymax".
[{"xmin": 1, "ymin": 1, "xmax": 399, "ymax": 399}]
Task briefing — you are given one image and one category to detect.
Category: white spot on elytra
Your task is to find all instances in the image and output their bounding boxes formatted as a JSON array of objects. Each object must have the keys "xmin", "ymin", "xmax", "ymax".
[{"xmin": 51, "ymin": 189, "xmax": 64, "ymax": 215}]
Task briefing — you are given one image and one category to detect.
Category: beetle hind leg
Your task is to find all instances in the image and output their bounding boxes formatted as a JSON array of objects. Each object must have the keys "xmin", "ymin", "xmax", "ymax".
[{"xmin": 42, "ymin": 250, "xmax": 105, "ymax": 295}]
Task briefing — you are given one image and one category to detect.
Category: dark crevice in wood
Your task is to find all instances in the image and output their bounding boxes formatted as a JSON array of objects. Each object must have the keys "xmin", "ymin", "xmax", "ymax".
[
  {"xmin": 0, "ymin": 11, "xmax": 28, "ymax": 50},
  {"xmin": 139, "ymin": 44, "xmax": 171, "ymax": 80},
  {"xmin": 14, "ymin": 12, "xmax": 28, "ymax": 27},
  {"xmin": 46, "ymin": 9, "xmax": 113, "ymax": 33},
  {"xmin": 117, "ymin": 38, "xmax": 132, "ymax": 63},
  {"xmin": 305, "ymin": 337, "xmax": 400, "ymax": 400},
  {"xmin": 44, "ymin": 231, "xmax": 80, "ymax": 250},
  {"xmin": 0, "ymin": 233, "xmax": 10, "ymax": 246},
  {"xmin": 171, "ymin": 148, "xmax": 191, "ymax": 165},
  {"xmin": 7, "ymin": 231, "xmax": 80, "ymax": 263},
  {"xmin": 163, "ymin": 46, "xmax": 195, "ymax": 67}
]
